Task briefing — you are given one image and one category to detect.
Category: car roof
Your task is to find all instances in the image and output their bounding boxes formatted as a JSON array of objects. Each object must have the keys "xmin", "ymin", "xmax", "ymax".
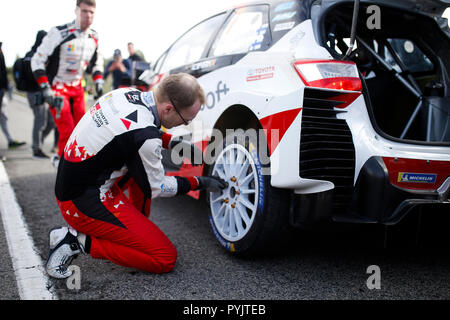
[
  {"xmin": 228, "ymin": 0, "xmax": 448, "ymax": 16},
  {"xmin": 321, "ymin": 0, "xmax": 448, "ymax": 16}
]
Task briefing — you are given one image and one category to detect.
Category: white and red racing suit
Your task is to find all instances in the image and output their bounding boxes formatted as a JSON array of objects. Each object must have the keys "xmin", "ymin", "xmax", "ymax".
[
  {"xmin": 55, "ymin": 88, "xmax": 200, "ymax": 273},
  {"xmin": 31, "ymin": 20, "xmax": 104, "ymax": 157}
]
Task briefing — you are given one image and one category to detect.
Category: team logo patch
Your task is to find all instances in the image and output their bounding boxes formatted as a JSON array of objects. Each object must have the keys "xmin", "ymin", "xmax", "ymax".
[
  {"xmin": 121, "ymin": 111, "xmax": 138, "ymax": 130},
  {"xmin": 142, "ymin": 91, "xmax": 155, "ymax": 107},
  {"xmin": 397, "ymin": 172, "xmax": 437, "ymax": 183},
  {"xmin": 125, "ymin": 91, "xmax": 146, "ymax": 107},
  {"xmin": 90, "ymin": 103, "xmax": 109, "ymax": 127}
]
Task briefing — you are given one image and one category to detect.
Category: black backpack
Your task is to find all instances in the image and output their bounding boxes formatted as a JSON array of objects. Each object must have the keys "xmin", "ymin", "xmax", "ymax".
[{"xmin": 13, "ymin": 30, "xmax": 47, "ymax": 92}]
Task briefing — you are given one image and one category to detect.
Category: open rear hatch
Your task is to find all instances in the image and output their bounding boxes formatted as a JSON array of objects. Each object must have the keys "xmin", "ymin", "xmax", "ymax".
[{"xmin": 315, "ymin": 0, "xmax": 450, "ymax": 145}]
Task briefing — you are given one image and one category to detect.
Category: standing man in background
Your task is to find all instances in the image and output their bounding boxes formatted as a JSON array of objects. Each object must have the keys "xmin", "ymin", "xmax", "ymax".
[
  {"xmin": 31, "ymin": 0, "xmax": 104, "ymax": 161},
  {"xmin": 24, "ymin": 30, "xmax": 56, "ymax": 159},
  {"xmin": 0, "ymin": 42, "xmax": 26, "ymax": 153},
  {"xmin": 127, "ymin": 42, "xmax": 143, "ymax": 62}
]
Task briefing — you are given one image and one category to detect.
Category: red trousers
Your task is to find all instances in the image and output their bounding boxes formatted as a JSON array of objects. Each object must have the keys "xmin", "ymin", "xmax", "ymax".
[
  {"xmin": 57, "ymin": 178, "xmax": 177, "ymax": 273},
  {"xmin": 50, "ymin": 83, "xmax": 86, "ymax": 157}
]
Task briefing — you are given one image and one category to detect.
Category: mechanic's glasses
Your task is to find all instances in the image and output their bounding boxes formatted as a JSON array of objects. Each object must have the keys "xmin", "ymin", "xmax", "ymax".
[{"xmin": 170, "ymin": 98, "xmax": 190, "ymax": 125}]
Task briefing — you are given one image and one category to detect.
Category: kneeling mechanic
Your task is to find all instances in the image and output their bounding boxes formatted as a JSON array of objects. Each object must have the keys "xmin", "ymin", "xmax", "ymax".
[{"xmin": 46, "ymin": 73, "xmax": 226, "ymax": 278}]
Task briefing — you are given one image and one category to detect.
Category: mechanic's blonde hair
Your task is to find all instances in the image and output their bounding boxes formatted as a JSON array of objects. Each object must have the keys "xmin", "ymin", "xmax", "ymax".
[{"xmin": 155, "ymin": 73, "xmax": 205, "ymax": 110}]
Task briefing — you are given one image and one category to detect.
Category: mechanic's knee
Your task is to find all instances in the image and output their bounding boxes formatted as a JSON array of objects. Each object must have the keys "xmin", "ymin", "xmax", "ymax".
[{"xmin": 152, "ymin": 245, "xmax": 177, "ymax": 273}]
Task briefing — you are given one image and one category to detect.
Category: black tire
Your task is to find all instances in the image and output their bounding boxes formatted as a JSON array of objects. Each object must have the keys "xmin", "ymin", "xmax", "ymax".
[{"xmin": 206, "ymin": 129, "xmax": 293, "ymax": 255}]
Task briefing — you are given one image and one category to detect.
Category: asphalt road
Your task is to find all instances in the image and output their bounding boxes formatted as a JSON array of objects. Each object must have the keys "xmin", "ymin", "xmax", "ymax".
[{"xmin": 1, "ymin": 93, "xmax": 450, "ymax": 301}]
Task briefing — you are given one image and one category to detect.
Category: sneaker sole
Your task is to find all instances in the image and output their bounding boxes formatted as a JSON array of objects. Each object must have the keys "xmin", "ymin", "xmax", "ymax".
[
  {"xmin": 46, "ymin": 227, "xmax": 80, "ymax": 279},
  {"xmin": 46, "ymin": 227, "xmax": 70, "ymax": 279}
]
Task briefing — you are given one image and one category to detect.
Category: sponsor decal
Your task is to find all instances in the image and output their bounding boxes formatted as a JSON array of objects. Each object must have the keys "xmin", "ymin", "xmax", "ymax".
[
  {"xmin": 142, "ymin": 91, "xmax": 155, "ymax": 108},
  {"xmin": 272, "ymin": 11, "xmax": 296, "ymax": 22},
  {"xmin": 202, "ymin": 81, "xmax": 230, "ymax": 110},
  {"xmin": 89, "ymin": 102, "xmax": 101, "ymax": 115},
  {"xmin": 250, "ymin": 41, "xmax": 262, "ymax": 50},
  {"xmin": 397, "ymin": 172, "xmax": 437, "ymax": 183},
  {"xmin": 155, "ymin": 144, "xmax": 162, "ymax": 158},
  {"xmin": 208, "ymin": 216, "xmax": 234, "ymax": 252},
  {"xmin": 61, "ymin": 29, "xmax": 69, "ymax": 38},
  {"xmin": 65, "ymin": 56, "xmax": 78, "ymax": 65},
  {"xmin": 274, "ymin": 1, "xmax": 296, "ymax": 13},
  {"xmin": 246, "ymin": 66, "xmax": 275, "ymax": 82},
  {"xmin": 248, "ymin": 142, "xmax": 265, "ymax": 212},
  {"xmin": 257, "ymin": 24, "xmax": 268, "ymax": 35},
  {"xmin": 273, "ymin": 21, "xmax": 296, "ymax": 32},
  {"xmin": 383, "ymin": 157, "xmax": 449, "ymax": 190},
  {"xmin": 190, "ymin": 59, "xmax": 217, "ymax": 71},
  {"xmin": 67, "ymin": 44, "xmax": 75, "ymax": 52},
  {"xmin": 160, "ymin": 183, "xmax": 176, "ymax": 194},
  {"xmin": 124, "ymin": 91, "xmax": 146, "ymax": 108},
  {"xmin": 90, "ymin": 103, "xmax": 109, "ymax": 128},
  {"xmin": 249, "ymin": 24, "xmax": 268, "ymax": 51}
]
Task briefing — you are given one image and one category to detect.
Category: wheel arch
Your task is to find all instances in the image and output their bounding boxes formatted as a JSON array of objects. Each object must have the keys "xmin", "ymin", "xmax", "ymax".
[{"xmin": 213, "ymin": 103, "xmax": 262, "ymax": 134}]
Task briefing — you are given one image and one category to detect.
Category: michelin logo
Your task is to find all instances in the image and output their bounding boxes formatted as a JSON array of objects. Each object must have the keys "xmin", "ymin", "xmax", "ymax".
[{"xmin": 398, "ymin": 172, "xmax": 437, "ymax": 183}]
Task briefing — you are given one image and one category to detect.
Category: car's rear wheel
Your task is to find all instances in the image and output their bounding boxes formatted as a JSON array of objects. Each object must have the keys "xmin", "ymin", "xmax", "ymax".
[{"xmin": 207, "ymin": 129, "xmax": 292, "ymax": 255}]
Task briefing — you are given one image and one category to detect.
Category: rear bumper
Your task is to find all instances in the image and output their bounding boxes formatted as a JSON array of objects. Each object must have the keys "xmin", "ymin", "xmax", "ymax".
[{"xmin": 348, "ymin": 156, "xmax": 450, "ymax": 225}]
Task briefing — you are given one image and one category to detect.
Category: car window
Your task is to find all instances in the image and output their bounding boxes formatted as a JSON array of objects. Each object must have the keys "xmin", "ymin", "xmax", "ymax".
[
  {"xmin": 385, "ymin": 39, "xmax": 434, "ymax": 73},
  {"xmin": 210, "ymin": 5, "xmax": 270, "ymax": 57},
  {"xmin": 153, "ymin": 51, "xmax": 167, "ymax": 74},
  {"xmin": 160, "ymin": 13, "xmax": 227, "ymax": 73}
]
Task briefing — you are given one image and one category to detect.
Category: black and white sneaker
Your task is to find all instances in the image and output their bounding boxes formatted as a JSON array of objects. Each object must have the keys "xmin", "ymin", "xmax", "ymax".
[
  {"xmin": 46, "ymin": 227, "xmax": 84, "ymax": 279},
  {"xmin": 50, "ymin": 155, "xmax": 60, "ymax": 169}
]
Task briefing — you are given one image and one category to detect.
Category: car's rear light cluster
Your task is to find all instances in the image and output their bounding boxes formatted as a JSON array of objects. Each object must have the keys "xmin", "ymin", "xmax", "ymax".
[{"xmin": 294, "ymin": 60, "xmax": 362, "ymax": 91}]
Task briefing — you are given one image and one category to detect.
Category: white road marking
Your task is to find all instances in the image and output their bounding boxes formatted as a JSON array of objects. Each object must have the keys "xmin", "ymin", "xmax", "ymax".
[{"xmin": 0, "ymin": 162, "xmax": 57, "ymax": 300}]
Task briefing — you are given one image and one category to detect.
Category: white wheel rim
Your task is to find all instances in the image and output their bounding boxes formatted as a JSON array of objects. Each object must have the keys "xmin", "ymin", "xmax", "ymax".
[{"xmin": 210, "ymin": 143, "xmax": 259, "ymax": 242}]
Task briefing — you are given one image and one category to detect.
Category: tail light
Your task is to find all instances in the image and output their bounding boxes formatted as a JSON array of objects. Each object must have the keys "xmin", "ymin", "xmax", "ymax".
[{"xmin": 294, "ymin": 60, "xmax": 362, "ymax": 91}]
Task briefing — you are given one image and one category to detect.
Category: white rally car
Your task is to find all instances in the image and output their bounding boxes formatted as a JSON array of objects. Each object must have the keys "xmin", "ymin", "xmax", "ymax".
[{"xmin": 144, "ymin": 0, "xmax": 450, "ymax": 255}]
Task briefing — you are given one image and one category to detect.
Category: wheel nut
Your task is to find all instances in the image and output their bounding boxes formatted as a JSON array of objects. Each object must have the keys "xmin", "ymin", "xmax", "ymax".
[
  {"xmin": 230, "ymin": 176, "xmax": 237, "ymax": 182},
  {"xmin": 223, "ymin": 198, "xmax": 229, "ymax": 204},
  {"xmin": 231, "ymin": 203, "xmax": 236, "ymax": 208}
]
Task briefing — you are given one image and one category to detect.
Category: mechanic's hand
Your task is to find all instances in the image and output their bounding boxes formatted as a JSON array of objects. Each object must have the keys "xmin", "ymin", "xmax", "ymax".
[
  {"xmin": 170, "ymin": 136, "xmax": 204, "ymax": 166},
  {"xmin": 196, "ymin": 176, "xmax": 227, "ymax": 192},
  {"xmin": 95, "ymin": 80, "xmax": 104, "ymax": 99},
  {"xmin": 40, "ymin": 83, "xmax": 55, "ymax": 106}
]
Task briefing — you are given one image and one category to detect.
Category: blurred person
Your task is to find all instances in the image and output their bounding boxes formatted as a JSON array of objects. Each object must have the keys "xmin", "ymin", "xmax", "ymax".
[
  {"xmin": 127, "ymin": 42, "xmax": 150, "ymax": 90},
  {"xmin": 0, "ymin": 42, "xmax": 26, "ymax": 151},
  {"xmin": 31, "ymin": 0, "xmax": 104, "ymax": 163},
  {"xmin": 104, "ymin": 49, "xmax": 131, "ymax": 89},
  {"xmin": 24, "ymin": 30, "xmax": 56, "ymax": 158},
  {"xmin": 127, "ymin": 42, "xmax": 143, "ymax": 62},
  {"xmin": 45, "ymin": 73, "xmax": 226, "ymax": 278},
  {"xmin": 7, "ymin": 81, "xmax": 13, "ymax": 100}
]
